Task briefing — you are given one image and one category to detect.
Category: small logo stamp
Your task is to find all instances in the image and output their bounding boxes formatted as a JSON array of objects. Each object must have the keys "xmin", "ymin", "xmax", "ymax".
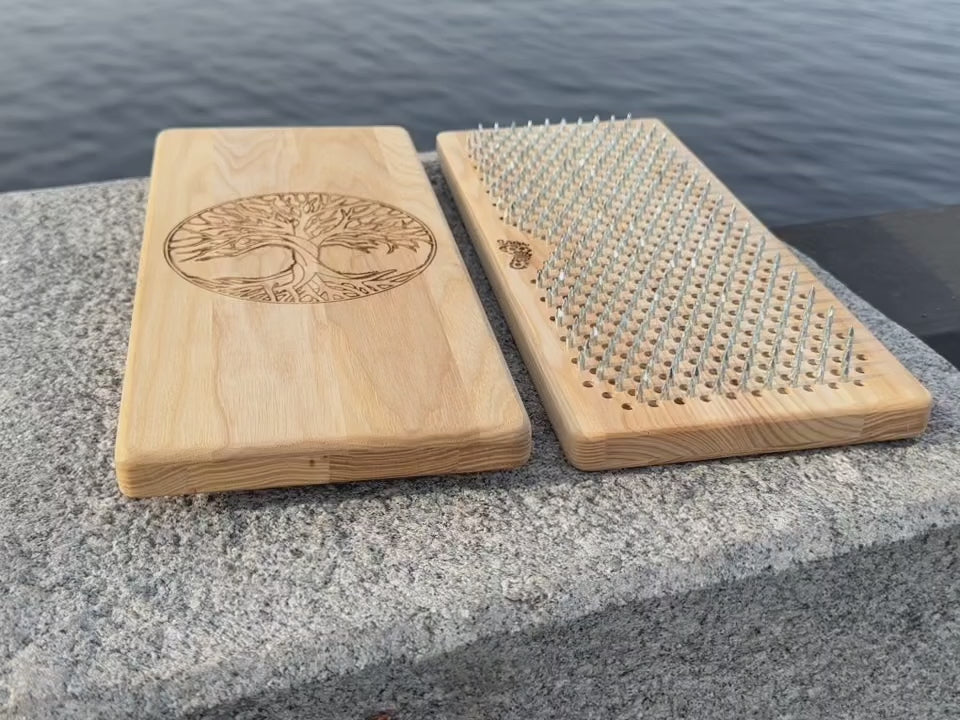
[{"xmin": 497, "ymin": 239, "xmax": 532, "ymax": 270}]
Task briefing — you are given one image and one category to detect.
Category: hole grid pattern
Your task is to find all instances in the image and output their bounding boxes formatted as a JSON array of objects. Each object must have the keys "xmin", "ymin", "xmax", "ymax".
[{"xmin": 469, "ymin": 118, "xmax": 866, "ymax": 405}]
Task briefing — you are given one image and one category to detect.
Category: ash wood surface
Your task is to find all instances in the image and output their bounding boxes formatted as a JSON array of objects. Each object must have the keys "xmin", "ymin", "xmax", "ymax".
[
  {"xmin": 437, "ymin": 119, "xmax": 930, "ymax": 470},
  {"xmin": 116, "ymin": 127, "xmax": 529, "ymax": 497}
]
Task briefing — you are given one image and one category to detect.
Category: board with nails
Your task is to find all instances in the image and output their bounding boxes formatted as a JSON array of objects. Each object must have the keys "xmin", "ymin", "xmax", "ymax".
[{"xmin": 437, "ymin": 117, "xmax": 931, "ymax": 469}]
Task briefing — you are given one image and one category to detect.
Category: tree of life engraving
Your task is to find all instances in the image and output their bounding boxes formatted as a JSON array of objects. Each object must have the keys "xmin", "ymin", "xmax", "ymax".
[{"xmin": 164, "ymin": 192, "xmax": 436, "ymax": 303}]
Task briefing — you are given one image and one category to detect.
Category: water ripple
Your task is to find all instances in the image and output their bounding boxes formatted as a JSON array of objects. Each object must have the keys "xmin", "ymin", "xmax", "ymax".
[{"xmin": 0, "ymin": 0, "xmax": 957, "ymax": 223}]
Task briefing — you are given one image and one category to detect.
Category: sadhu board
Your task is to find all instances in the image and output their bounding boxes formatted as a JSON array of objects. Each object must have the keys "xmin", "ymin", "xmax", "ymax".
[
  {"xmin": 116, "ymin": 127, "xmax": 530, "ymax": 497},
  {"xmin": 437, "ymin": 118, "xmax": 930, "ymax": 470}
]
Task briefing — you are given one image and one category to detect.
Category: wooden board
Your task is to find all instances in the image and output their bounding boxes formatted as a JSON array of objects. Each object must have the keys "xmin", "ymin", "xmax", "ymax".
[
  {"xmin": 437, "ymin": 118, "xmax": 930, "ymax": 470},
  {"xmin": 115, "ymin": 127, "xmax": 530, "ymax": 497}
]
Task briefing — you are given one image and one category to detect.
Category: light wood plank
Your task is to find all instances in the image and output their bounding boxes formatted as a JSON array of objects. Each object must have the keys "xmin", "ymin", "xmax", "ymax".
[{"xmin": 116, "ymin": 126, "xmax": 530, "ymax": 496}]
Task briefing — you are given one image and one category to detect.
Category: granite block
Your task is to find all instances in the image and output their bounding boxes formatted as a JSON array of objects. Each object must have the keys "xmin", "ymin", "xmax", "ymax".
[{"xmin": 1, "ymin": 161, "xmax": 958, "ymax": 718}]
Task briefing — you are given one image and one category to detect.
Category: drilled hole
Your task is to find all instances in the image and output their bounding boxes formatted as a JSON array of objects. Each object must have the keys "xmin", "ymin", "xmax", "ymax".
[
  {"xmin": 583, "ymin": 380, "xmax": 593, "ymax": 387},
  {"xmin": 602, "ymin": 391, "xmax": 613, "ymax": 399}
]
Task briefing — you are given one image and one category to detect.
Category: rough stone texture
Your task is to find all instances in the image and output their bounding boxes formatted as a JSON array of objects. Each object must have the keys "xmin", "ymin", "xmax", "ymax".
[{"xmin": 1, "ymin": 161, "xmax": 959, "ymax": 718}]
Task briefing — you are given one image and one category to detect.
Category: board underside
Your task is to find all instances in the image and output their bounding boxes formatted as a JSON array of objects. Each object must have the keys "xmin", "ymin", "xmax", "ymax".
[
  {"xmin": 116, "ymin": 126, "xmax": 530, "ymax": 497},
  {"xmin": 437, "ymin": 118, "xmax": 930, "ymax": 470}
]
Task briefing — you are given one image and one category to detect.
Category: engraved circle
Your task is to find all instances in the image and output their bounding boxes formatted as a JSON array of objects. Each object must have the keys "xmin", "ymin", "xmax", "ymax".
[{"xmin": 164, "ymin": 192, "xmax": 437, "ymax": 304}]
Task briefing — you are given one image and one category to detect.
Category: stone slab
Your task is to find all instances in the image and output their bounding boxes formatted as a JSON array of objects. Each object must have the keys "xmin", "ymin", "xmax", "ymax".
[{"xmin": 1, "ymin": 162, "xmax": 959, "ymax": 718}]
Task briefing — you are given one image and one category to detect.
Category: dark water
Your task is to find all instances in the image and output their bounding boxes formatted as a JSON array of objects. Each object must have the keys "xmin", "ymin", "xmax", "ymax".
[{"xmin": 1, "ymin": 0, "xmax": 958, "ymax": 225}]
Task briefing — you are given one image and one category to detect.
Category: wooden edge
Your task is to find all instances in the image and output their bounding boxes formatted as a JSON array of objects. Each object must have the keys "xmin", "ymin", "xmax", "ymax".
[
  {"xmin": 116, "ymin": 424, "xmax": 531, "ymax": 497},
  {"xmin": 564, "ymin": 399, "xmax": 932, "ymax": 470},
  {"xmin": 155, "ymin": 124, "xmax": 413, "ymax": 142}
]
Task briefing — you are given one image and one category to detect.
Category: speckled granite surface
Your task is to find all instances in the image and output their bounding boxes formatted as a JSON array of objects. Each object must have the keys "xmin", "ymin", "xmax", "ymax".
[{"xmin": 1, "ymin": 162, "xmax": 959, "ymax": 718}]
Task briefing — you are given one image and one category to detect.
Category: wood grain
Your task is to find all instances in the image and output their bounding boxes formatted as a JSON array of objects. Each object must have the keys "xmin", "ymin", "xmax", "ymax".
[
  {"xmin": 437, "ymin": 119, "xmax": 930, "ymax": 470},
  {"xmin": 116, "ymin": 127, "xmax": 529, "ymax": 497}
]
